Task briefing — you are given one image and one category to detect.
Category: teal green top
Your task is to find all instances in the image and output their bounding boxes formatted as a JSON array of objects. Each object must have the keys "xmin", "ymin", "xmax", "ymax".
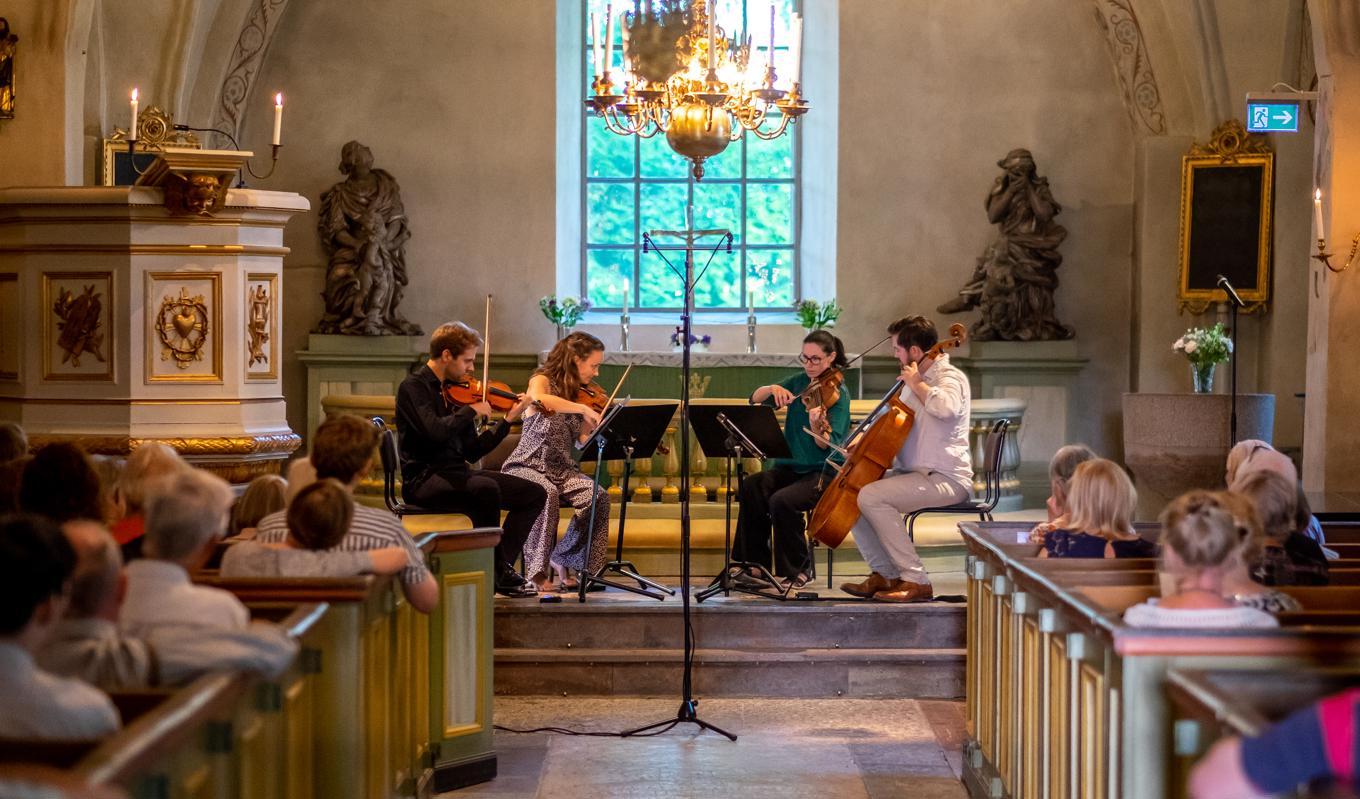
[{"xmin": 759, "ymin": 372, "xmax": 852, "ymax": 474}]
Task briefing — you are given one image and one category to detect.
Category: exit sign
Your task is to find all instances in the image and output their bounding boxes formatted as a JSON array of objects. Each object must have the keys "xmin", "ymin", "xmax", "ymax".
[{"xmin": 1247, "ymin": 101, "xmax": 1300, "ymax": 132}]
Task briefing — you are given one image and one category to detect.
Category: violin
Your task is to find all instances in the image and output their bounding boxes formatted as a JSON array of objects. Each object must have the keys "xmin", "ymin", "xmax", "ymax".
[
  {"xmin": 537, "ymin": 365, "xmax": 633, "ymax": 419},
  {"xmin": 807, "ymin": 323, "xmax": 967, "ymax": 549},
  {"xmin": 800, "ymin": 367, "xmax": 845, "ymax": 438},
  {"xmin": 443, "ymin": 377, "xmax": 518, "ymax": 412}
]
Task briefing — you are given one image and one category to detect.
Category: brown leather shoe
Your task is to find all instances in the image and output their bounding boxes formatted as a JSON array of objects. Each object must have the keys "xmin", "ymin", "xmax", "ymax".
[
  {"xmin": 840, "ymin": 572, "xmax": 892, "ymax": 598},
  {"xmin": 873, "ymin": 580, "xmax": 934, "ymax": 603}
]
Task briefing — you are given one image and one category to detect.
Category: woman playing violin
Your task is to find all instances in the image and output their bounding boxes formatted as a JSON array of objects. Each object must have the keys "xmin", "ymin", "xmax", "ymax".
[
  {"xmin": 500, "ymin": 332, "xmax": 611, "ymax": 594},
  {"xmin": 732, "ymin": 330, "xmax": 852, "ymax": 590}
]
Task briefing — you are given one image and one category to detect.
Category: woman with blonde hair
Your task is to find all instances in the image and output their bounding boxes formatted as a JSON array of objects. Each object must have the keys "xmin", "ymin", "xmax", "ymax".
[
  {"xmin": 229, "ymin": 474, "xmax": 288, "ymax": 538},
  {"xmin": 1123, "ymin": 491, "xmax": 1278, "ymax": 628},
  {"xmin": 110, "ymin": 442, "xmax": 188, "ymax": 561},
  {"xmin": 1040, "ymin": 458, "xmax": 1154, "ymax": 559},
  {"xmin": 500, "ymin": 332, "xmax": 610, "ymax": 593}
]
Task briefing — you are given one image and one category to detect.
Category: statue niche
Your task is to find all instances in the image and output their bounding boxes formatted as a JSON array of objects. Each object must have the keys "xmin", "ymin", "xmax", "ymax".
[
  {"xmin": 938, "ymin": 148, "xmax": 1072, "ymax": 341},
  {"xmin": 315, "ymin": 141, "xmax": 421, "ymax": 336}
]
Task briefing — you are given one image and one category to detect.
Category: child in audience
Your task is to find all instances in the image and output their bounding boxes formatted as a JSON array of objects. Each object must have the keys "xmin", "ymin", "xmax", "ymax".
[
  {"xmin": 20, "ymin": 442, "xmax": 110, "ymax": 524},
  {"xmin": 120, "ymin": 469, "xmax": 251, "ymax": 636},
  {"xmin": 0, "ymin": 514, "xmax": 120, "ymax": 739},
  {"xmin": 1028, "ymin": 444, "xmax": 1097, "ymax": 544},
  {"xmin": 1123, "ymin": 491, "xmax": 1278, "ymax": 628},
  {"xmin": 1188, "ymin": 686, "xmax": 1360, "ymax": 798},
  {"xmin": 1040, "ymin": 459, "xmax": 1155, "ymax": 559},
  {"xmin": 1233, "ymin": 471, "xmax": 1329, "ymax": 586},
  {"xmin": 222, "ymin": 479, "xmax": 407, "ymax": 578},
  {"xmin": 110, "ymin": 442, "xmax": 189, "ymax": 561},
  {"xmin": 229, "ymin": 474, "xmax": 287, "ymax": 538}
]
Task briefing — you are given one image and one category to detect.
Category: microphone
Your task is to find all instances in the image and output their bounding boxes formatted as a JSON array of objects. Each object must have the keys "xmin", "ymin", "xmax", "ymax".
[{"xmin": 1216, "ymin": 274, "xmax": 1246, "ymax": 309}]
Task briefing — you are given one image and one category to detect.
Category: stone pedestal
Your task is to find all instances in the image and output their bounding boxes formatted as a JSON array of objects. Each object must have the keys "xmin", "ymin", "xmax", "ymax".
[
  {"xmin": 0, "ymin": 186, "xmax": 308, "ymax": 482},
  {"xmin": 296, "ymin": 333, "xmax": 425, "ymax": 443},
  {"xmin": 1123, "ymin": 392, "xmax": 1276, "ymax": 516}
]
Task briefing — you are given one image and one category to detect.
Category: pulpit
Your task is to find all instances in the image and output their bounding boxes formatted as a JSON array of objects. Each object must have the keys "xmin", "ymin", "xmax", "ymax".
[{"xmin": 0, "ymin": 183, "xmax": 309, "ymax": 482}]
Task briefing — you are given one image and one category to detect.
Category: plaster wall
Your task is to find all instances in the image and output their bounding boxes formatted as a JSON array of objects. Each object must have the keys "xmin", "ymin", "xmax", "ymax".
[{"xmin": 0, "ymin": 0, "xmax": 74, "ymax": 186}]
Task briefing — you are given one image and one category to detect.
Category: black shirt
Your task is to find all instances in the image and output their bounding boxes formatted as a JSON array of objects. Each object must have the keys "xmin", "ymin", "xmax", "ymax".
[{"xmin": 394, "ymin": 364, "xmax": 511, "ymax": 490}]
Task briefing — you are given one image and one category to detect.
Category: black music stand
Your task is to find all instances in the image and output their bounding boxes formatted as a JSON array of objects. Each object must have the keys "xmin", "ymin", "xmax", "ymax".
[
  {"xmin": 689, "ymin": 404, "xmax": 792, "ymax": 603},
  {"xmin": 577, "ymin": 401, "xmax": 681, "ymax": 603}
]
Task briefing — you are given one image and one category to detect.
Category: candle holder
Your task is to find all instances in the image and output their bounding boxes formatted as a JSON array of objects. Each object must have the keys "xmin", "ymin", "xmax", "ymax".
[
  {"xmin": 746, "ymin": 310, "xmax": 758, "ymax": 353},
  {"xmin": 620, "ymin": 311, "xmax": 631, "ymax": 352},
  {"xmin": 1313, "ymin": 234, "xmax": 1360, "ymax": 274},
  {"xmin": 172, "ymin": 124, "xmax": 282, "ymax": 186}
]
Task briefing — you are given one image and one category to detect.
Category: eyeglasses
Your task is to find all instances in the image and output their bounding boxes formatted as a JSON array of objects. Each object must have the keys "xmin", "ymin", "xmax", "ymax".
[{"xmin": 798, "ymin": 353, "xmax": 827, "ymax": 365}]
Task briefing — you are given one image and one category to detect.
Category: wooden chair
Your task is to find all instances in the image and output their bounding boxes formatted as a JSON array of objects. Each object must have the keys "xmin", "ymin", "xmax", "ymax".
[{"xmin": 905, "ymin": 418, "xmax": 1010, "ymax": 542}]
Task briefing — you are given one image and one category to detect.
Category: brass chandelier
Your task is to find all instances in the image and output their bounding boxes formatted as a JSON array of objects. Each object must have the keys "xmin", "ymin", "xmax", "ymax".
[{"xmin": 586, "ymin": 0, "xmax": 809, "ymax": 180}]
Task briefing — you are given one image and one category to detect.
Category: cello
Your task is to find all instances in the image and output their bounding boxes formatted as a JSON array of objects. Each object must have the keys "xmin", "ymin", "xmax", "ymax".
[{"xmin": 807, "ymin": 323, "xmax": 968, "ymax": 549}]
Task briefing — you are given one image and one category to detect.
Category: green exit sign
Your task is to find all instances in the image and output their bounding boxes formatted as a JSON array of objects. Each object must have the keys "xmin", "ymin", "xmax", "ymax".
[{"xmin": 1247, "ymin": 101, "xmax": 1299, "ymax": 132}]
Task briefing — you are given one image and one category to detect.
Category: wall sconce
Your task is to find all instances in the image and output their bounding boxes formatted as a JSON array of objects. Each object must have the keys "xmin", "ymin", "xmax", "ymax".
[{"xmin": 1313, "ymin": 188, "xmax": 1358, "ymax": 273}]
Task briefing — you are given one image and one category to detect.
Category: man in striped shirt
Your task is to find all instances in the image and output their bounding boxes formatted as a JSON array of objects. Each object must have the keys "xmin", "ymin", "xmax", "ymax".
[{"xmin": 255, "ymin": 414, "xmax": 438, "ymax": 613}]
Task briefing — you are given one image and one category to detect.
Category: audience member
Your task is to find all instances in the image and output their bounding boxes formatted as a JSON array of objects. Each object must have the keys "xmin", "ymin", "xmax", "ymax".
[
  {"xmin": 229, "ymin": 474, "xmax": 287, "ymax": 538},
  {"xmin": 0, "ymin": 454, "xmax": 28, "ymax": 515},
  {"xmin": 120, "ymin": 470, "xmax": 249, "ymax": 637},
  {"xmin": 1123, "ymin": 492, "xmax": 1277, "ymax": 628},
  {"xmin": 0, "ymin": 514, "xmax": 119, "ymax": 740},
  {"xmin": 1028, "ymin": 443, "xmax": 1097, "ymax": 544},
  {"xmin": 0, "ymin": 421, "xmax": 28, "ymax": 463},
  {"xmin": 1233, "ymin": 470, "xmax": 1330, "ymax": 586},
  {"xmin": 110, "ymin": 443, "xmax": 188, "ymax": 561},
  {"xmin": 20, "ymin": 443, "xmax": 109, "ymax": 524},
  {"xmin": 39, "ymin": 519, "xmax": 296, "ymax": 691},
  {"xmin": 1188, "ymin": 687, "xmax": 1360, "ymax": 799},
  {"xmin": 1040, "ymin": 459, "xmax": 1155, "ymax": 559},
  {"xmin": 283, "ymin": 454, "xmax": 319, "ymax": 504},
  {"xmin": 253, "ymin": 414, "xmax": 437, "ymax": 612},
  {"xmin": 222, "ymin": 479, "xmax": 407, "ymax": 578},
  {"xmin": 1225, "ymin": 439, "xmax": 1331, "ymax": 555},
  {"xmin": 1210, "ymin": 491, "xmax": 1301, "ymax": 613}
]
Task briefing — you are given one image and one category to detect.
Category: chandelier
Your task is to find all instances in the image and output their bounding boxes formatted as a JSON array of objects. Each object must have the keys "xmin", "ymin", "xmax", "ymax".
[{"xmin": 586, "ymin": 0, "xmax": 809, "ymax": 180}]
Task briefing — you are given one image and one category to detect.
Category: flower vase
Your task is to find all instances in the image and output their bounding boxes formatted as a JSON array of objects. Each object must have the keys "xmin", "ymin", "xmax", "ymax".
[
  {"xmin": 555, "ymin": 324, "xmax": 567, "ymax": 341},
  {"xmin": 1190, "ymin": 362, "xmax": 1216, "ymax": 394}
]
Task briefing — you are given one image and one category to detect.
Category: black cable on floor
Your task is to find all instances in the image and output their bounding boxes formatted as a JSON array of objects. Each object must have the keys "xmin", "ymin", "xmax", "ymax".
[{"xmin": 493, "ymin": 722, "xmax": 679, "ymax": 738}]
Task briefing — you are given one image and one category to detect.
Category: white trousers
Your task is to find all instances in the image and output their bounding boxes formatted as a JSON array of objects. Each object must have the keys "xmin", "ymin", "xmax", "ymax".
[{"xmin": 850, "ymin": 470, "xmax": 968, "ymax": 585}]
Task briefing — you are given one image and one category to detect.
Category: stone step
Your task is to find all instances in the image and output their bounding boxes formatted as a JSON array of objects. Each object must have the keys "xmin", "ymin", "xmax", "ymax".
[
  {"xmin": 494, "ymin": 601, "xmax": 966, "ymax": 652},
  {"xmin": 494, "ymin": 647, "xmax": 965, "ymax": 699}
]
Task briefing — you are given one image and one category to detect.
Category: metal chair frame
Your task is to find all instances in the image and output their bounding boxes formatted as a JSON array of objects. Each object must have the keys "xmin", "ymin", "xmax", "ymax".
[
  {"xmin": 905, "ymin": 418, "xmax": 1011, "ymax": 542},
  {"xmin": 371, "ymin": 416, "xmax": 443, "ymax": 519}
]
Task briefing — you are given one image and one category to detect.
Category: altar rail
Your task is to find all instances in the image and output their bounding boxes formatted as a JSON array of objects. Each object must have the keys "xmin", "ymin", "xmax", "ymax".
[
  {"xmin": 322, "ymin": 393, "xmax": 1025, "ymax": 510},
  {"xmin": 3, "ymin": 527, "xmax": 498, "ymax": 799},
  {"xmin": 960, "ymin": 520, "xmax": 1360, "ymax": 799}
]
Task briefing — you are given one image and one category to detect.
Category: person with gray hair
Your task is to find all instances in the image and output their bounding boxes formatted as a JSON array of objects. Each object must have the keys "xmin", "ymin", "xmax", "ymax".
[
  {"xmin": 110, "ymin": 441, "xmax": 188, "ymax": 561},
  {"xmin": 40, "ymin": 520, "xmax": 297, "ymax": 691},
  {"xmin": 1028, "ymin": 444, "xmax": 1097, "ymax": 544},
  {"xmin": 0, "ymin": 421, "xmax": 27, "ymax": 463},
  {"xmin": 120, "ymin": 469, "xmax": 250, "ymax": 637}
]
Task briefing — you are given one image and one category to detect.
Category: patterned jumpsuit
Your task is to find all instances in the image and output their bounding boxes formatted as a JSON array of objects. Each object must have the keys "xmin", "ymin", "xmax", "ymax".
[{"xmin": 500, "ymin": 401, "xmax": 610, "ymax": 580}]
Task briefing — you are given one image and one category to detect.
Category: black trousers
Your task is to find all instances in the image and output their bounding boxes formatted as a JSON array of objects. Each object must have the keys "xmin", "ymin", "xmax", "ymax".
[
  {"xmin": 407, "ymin": 467, "xmax": 546, "ymax": 583},
  {"xmin": 731, "ymin": 466, "xmax": 822, "ymax": 578}
]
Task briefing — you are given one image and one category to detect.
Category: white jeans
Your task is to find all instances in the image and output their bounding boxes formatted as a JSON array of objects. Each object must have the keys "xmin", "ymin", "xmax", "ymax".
[{"xmin": 850, "ymin": 470, "xmax": 968, "ymax": 585}]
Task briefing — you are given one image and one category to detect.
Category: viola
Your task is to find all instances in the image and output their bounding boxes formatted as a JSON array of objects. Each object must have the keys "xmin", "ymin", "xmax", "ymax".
[
  {"xmin": 443, "ymin": 377, "xmax": 518, "ymax": 412},
  {"xmin": 807, "ymin": 323, "xmax": 967, "ymax": 549}
]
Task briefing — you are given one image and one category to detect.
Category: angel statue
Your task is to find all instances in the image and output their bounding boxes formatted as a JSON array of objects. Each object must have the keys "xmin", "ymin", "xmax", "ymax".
[{"xmin": 315, "ymin": 141, "xmax": 421, "ymax": 336}]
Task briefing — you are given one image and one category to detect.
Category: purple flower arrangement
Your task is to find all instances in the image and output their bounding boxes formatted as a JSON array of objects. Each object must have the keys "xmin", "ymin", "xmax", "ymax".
[{"xmin": 669, "ymin": 326, "xmax": 711, "ymax": 348}]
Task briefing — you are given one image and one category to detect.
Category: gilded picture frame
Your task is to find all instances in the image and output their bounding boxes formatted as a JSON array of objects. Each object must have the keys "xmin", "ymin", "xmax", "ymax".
[
  {"xmin": 1176, "ymin": 120, "xmax": 1274, "ymax": 314},
  {"xmin": 100, "ymin": 107, "xmax": 201, "ymax": 186},
  {"xmin": 244, "ymin": 272, "xmax": 278, "ymax": 381},
  {"xmin": 145, "ymin": 271, "xmax": 222, "ymax": 384},
  {"xmin": 42, "ymin": 271, "xmax": 115, "ymax": 382}
]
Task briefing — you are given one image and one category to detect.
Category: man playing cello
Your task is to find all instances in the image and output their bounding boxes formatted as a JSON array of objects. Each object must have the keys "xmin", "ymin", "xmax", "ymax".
[{"xmin": 840, "ymin": 315, "xmax": 973, "ymax": 603}]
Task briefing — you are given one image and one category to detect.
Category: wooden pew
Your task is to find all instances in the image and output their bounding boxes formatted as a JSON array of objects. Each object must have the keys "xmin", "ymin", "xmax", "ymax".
[{"xmin": 962, "ymin": 520, "xmax": 1360, "ymax": 799}]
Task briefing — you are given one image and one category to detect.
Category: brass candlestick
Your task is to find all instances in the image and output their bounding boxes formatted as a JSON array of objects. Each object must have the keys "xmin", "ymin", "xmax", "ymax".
[{"xmin": 1314, "ymin": 234, "xmax": 1360, "ymax": 274}]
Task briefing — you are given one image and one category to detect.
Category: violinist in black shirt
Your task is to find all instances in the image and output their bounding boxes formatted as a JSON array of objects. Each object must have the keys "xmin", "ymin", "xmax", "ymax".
[{"xmin": 395, "ymin": 321, "xmax": 544, "ymax": 598}]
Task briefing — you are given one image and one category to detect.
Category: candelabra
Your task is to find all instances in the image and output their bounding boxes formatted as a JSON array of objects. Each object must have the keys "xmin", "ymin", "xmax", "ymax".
[{"xmin": 1313, "ymin": 233, "xmax": 1360, "ymax": 274}]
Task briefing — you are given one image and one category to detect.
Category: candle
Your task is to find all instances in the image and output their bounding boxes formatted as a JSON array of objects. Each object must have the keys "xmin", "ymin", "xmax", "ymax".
[
  {"xmin": 622, "ymin": 278, "xmax": 630, "ymax": 314},
  {"xmin": 708, "ymin": 2, "xmax": 717, "ymax": 73},
  {"xmin": 590, "ymin": 12, "xmax": 601, "ymax": 77},
  {"xmin": 790, "ymin": 13, "xmax": 802, "ymax": 86},
  {"xmin": 130, "ymin": 88, "xmax": 140, "ymax": 139},
  {"xmin": 1315, "ymin": 188, "xmax": 1325, "ymax": 237},
  {"xmin": 767, "ymin": 4, "xmax": 776, "ymax": 68},
  {"xmin": 604, "ymin": 3, "xmax": 614, "ymax": 74},
  {"xmin": 621, "ymin": 20, "xmax": 631, "ymax": 79},
  {"xmin": 272, "ymin": 93, "xmax": 284, "ymax": 146}
]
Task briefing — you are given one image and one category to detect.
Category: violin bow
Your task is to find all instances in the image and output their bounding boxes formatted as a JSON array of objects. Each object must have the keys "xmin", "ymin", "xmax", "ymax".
[
  {"xmin": 604, "ymin": 364, "xmax": 633, "ymax": 407},
  {"xmin": 481, "ymin": 294, "xmax": 493, "ymax": 404}
]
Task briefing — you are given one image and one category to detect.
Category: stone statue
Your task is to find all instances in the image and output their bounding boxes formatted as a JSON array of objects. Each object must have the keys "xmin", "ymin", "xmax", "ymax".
[
  {"xmin": 0, "ymin": 18, "xmax": 17, "ymax": 119},
  {"xmin": 937, "ymin": 148, "xmax": 1072, "ymax": 341},
  {"xmin": 315, "ymin": 141, "xmax": 421, "ymax": 336}
]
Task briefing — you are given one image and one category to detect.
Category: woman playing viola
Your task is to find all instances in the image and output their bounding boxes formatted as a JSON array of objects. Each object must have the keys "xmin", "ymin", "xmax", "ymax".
[
  {"xmin": 732, "ymin": 330, "xmax": 852, "ymax": 590},
  {"xmin": 501, "ymin": 332, "xmax": 611, "ymax": 594}
]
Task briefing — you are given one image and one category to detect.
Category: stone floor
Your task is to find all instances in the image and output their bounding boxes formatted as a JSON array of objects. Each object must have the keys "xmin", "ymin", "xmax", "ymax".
[{"xmin": 446, "ymin": 696, "xmax": 969, "ymax": 798}]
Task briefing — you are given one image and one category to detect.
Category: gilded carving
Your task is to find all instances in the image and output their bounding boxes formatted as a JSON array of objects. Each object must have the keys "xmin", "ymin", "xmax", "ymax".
[
  {"xmin": 53, "ymin": 284, "xmax": 106, "ymax": 368},
  {"xmin": 247, "ymin": 283, "xmax": 270, "ymax": 367},
  {"xmin": 27, "ymin": 432, "xmax": 302, "ymax": 457},
  {"xmin": 157, "ymin": 287, "xmax": 210, "ymax": 368},
  {"xmin": 1093, "ymin": 0, "xmax": 1167, "ymax": 135}
]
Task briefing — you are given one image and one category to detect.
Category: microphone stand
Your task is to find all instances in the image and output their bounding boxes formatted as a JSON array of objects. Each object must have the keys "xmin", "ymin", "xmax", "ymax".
[{"xmin": 1216, "ymin": 275, "xmax": 1246, "ymax": 444}]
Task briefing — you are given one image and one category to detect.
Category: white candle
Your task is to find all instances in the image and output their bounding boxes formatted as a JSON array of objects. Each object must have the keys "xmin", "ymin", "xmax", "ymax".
[
  {"xmin": 767, "ymin": 4, "xmax": 776, "ymax": 68},
  {"xmin": 623, "ymin": 278, "xmax": 630, "ymax": 314},
  {"xmin": 604, "ymin": 4, "xmax": 614, "ymax": 74},
  {"xmin": 790, "ymin": 13, "xmax": 802, "ymax": 86},
  {"xmin": 1315, "ymin": 188, "xmax": 1325, "ymax": 237},
  {"xmin": 130, "ymin": 88, "xmax": 140, "ymax": 139},
  {"xmin": 272, "ymin": 93, "xmax": 284, "ymax": 146},
  {"xmin": 621, "ymin": 20, "xmax": 631, "ymax": 79},
  {"xmin": 708, "ymin": 2, "xmax": 717, "ymax": 73},
  {"xmin": 590, "ymin": 12, "xmax": 601, "ymax": 78}
]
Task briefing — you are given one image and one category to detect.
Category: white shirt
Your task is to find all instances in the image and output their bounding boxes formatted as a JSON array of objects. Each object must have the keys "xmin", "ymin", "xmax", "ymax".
[
  {"xmin": 120, "ymin": 559, "xmax": 250, "ymax": 638},
  {"xmin": 892, "ymin": 353, "xmax": 974, "ymax": 493},
  {"xmin": 0, "ymin": 641, "xmax": 120, "ymax": 740},
  {"xmin": 1122, "ymin": 601, "xmax": 1280, "ymax": 629}
]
